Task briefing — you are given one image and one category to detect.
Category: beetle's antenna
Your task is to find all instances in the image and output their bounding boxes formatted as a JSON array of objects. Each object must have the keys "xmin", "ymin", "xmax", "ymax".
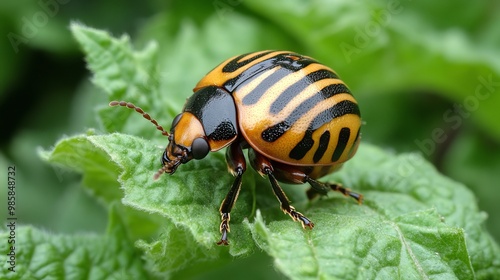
[
  {"xmin": 109, "ymin": 101, "xmax": 169, "ymax": 136},
  {"xmin": 153, "ymin": 165, "xmax": 169, "ymax": 180}
]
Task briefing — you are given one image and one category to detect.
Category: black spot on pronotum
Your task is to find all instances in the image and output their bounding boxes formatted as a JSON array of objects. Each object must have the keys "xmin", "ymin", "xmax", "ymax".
[{"xmin": 210, "ymin": 121, "xmax": 237, "ymax": 141}]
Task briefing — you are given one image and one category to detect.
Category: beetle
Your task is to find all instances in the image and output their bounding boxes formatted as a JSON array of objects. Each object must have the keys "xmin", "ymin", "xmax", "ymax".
[{"xmin": 110, "ymin": 50, "xmax": 363, "ymax": 245}]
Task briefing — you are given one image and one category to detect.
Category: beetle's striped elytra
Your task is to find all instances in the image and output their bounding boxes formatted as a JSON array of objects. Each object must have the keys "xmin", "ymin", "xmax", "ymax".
[
  {"xmin": 110, "ymin": 50, "xmax": 362, "ymax": 245},
  {"xmin": 196, "ymin": 51, "xmax": 361, "ymax": 166}
]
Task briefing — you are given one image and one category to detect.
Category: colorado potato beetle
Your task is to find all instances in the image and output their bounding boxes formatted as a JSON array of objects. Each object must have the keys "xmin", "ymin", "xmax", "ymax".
[{"xmin": 110, "ymin": 50, "xmax": 363, "ymax": 245}]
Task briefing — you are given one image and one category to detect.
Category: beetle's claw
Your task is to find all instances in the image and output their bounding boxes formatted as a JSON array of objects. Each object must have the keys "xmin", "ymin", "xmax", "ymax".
[
  {"xmin": 217, "ymin": 231, "xmax": 229, "ymax": 246},
  {"xmin": 217, "ymin": 213, "xmax": 230, "ymax": 246},
  {"xmin": 288, "ymin": 207, "xmax": 315, "ymax": 229}
]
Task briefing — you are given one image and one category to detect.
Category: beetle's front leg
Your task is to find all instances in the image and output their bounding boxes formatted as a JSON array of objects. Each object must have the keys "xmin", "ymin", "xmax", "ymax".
[{"xmin": 217, "ymin": 142, "xmax": 246, "ymax": 245}]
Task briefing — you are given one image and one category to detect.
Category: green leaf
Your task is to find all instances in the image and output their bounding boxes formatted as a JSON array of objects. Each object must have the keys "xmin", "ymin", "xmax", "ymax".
[
  {"xmin": 70, "ymin": 22, "xmax": 164, "ymax": 140},
  {"xmin": 42, "ymin": 131, "xmax": 500, "ymax": 278},
  {"xmin": 70, "ymin": 23, "xmax": 159, "ymax": 101},
  {"xmin": 39, "ymin": 129, "xmax": 122, "ymax": 205},
  {"xmin": 39, "ymin": 131, "xmax": 163, "ymax": 241},
  {"xmin": 3, "ymin": 0, "xmax": 497, "ymax": 278},
  {"xmin": 53, "ymin": 22, "xmax": 500, "ymax": 278},
  {"xmin": 246, "ymin": 144, "xmax": 500, "ymax": 279},
  {"xmin": 0, "ymin": 204, "xmax": 150, "ymax": 280},
  {"xmin": 42, "ymin": 133, "xmax": 255, "ymax": 273},
  {"xmin": 249, "ymin": 209, "xmax": 469, "ymax": 279}
]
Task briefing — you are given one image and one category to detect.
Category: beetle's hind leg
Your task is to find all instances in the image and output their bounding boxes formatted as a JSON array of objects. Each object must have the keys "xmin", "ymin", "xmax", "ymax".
[
  {"xmin": 267, "ymin": 171, "xmax": 314, "ymax": 229},
  {"xmin": 249, "ymin": 149, "xmax": 314, "ymax": 229},
  {"xmin": 306, "ymin": 178, "xmax": 363, "ymax": 204}
]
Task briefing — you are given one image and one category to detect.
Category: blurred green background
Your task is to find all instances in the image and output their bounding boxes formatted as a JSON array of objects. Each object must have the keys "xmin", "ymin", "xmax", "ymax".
[{"xmin": 1, "ymin": 0, "xmax": 499, "ymax": 278}]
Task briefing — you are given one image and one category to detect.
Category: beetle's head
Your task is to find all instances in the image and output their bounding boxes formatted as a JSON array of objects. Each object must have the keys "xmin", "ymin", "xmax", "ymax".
[
  {"xmin": 156, "ymin": 112, "xmax": 210, "ymax": 177},
  {"xmin": 108, "ymin": 101, "xmax": 210, "ymax": 180}
]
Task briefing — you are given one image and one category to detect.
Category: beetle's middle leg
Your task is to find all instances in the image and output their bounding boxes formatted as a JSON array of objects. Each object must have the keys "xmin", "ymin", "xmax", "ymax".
[{"xmin": 257, "ymin": 160, "xmax": 362, "ymax": 204}]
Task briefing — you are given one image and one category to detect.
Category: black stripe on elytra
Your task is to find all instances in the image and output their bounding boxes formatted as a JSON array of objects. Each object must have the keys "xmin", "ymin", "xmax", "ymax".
[
  {"xmin": 331, "ymin": 127, "xmax": 351, "ymax": 162},
  {"xmin": 261, "ymin": 121, "xmax": 290, "ymax": 142},
  {"xmin": 289, "ymin": 130, "xmax": 314, "ymax": 160},
  {"xmin": 276, "ymin": 54, "xmax": 317, "ymax": 71},
  {"xmin": 222, "ymin": 51, "xmax": 274, "ymax": 73},
  {"xmin": 224, "ymin": 52, "xmax": 289, "ymax": 92},
  {"xmin": 313, "ymin": 130, "xmax": 330, "ymax": 163},
  {"xmin": 270, "ymin": 73, "xmax": 347, "ymax": 115},
  {"xmin": 286, "ymin": 84, "xmax": 352, "ymax": 126},
  {"xmin": 309, "ymin": 100, "xmax": 359, "ymax": 130},
  {"xmin": 241, "ymin": 67, "xmax": 293, "ymax": 105},
  {"xmin": 286, "ymin": 101, "xmax": 358, "ymax": 160},
  {"xmin": 346, "ymin": 127, "xmax": 361, "ymax": 156},
  {"xmin": 239, "ymin": 54, "xmax": 318, "ymax": 105},
  {"xmin": 309, "ymin": 68, "xmax": 338, "ymax": 80},
  {"xmin": 261, "ymin": 99, "xmax": 358, "ymax": 143}
]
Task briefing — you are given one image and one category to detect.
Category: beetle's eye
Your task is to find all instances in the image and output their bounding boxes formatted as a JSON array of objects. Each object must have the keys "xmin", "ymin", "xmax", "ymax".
[
  {"xmin": 191, "ymin": 137, "xmax": 209, "ymax": 160},
  {"xmin": 171, "ymin": 113, "xmax": 183, "ymax": 128}
]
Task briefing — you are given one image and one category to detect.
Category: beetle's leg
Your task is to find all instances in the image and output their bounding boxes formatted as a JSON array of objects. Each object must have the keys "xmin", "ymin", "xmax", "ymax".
[
  {"xmin": 306, "ymin": 178, "xmax": 363, "ymax": 204},
  {"xmin": 261, "ymin": 161, "xmax": 363, "ymax": 204},
  {"xmin": 305, "ymin": 183, "xmax": 327, "ymax": 200},
  {"xmin": 268, "ymin": 172, "xmax": 314, "ymax": 229},
  {"xmin": 249, "ymin": 149, "xmax": 314, "ymax": 229},
  {"xmin": 217, "ymin": 142, "xmax": 246, "ymax": 245}
]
